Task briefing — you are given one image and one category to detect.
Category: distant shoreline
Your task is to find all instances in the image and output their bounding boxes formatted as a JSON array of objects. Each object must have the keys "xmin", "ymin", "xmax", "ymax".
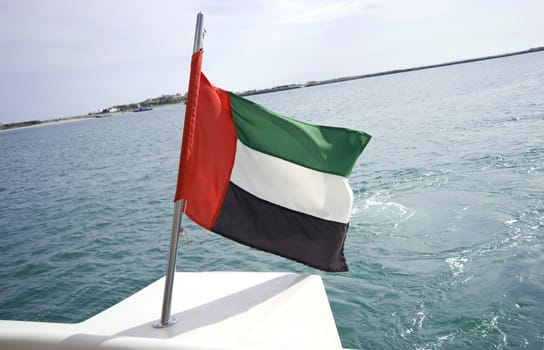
[
  {"xmin": 238, "ymin": 46, "xmax": 544, "ymax": 95},
  {"xmin": 0, "ymin": 115, "xmax": 97, "ymax": 132},
  {"xmin": 2, "ymin": 46, "xmax": 542, "ymax": 131}
]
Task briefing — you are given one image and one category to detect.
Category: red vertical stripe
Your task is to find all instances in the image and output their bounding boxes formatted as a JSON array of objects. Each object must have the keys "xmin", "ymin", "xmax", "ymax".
[
  {"xmin": 178, "ymin": 72, "xmax": 237, "ymax": 229},
  {"xmin": 175, "ymin": 50, "xmax": 203, "ymax": 202}
]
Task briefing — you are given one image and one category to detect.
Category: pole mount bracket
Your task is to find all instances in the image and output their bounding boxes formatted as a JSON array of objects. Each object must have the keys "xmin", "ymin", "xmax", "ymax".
[{"xmin": 152, "ymin": 317, "xmax": 178, "ymax": 329}]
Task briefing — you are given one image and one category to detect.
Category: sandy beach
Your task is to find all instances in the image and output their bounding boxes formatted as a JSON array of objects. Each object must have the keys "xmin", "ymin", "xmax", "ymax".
[{"xmin": 0, "ymin": 115, "xmax": 101, "ymax": 132}]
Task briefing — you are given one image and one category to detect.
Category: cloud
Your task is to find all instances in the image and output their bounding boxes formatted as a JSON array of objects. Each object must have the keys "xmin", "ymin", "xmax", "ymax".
[
  {"xmin": 0, "ymin": 0, "xmax": 195, "ymax": 73},
  {"xmin": 2, "ymin": 0, "xmax": 544, "ymax": 122},
  {"xmin": 257, "ymin": 0, "xmax": 373, "ymax": 24}
]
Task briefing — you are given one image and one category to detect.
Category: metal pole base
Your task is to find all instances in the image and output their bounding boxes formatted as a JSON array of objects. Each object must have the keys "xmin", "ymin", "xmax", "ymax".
[{"xmin": 152, "ymin": 317, "xmax": 178, "ymax": 328}]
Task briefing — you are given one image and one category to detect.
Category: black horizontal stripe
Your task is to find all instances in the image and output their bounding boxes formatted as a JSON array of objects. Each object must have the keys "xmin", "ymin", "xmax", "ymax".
[{"xmin": 212, "ymin": 182, "xmax": 349, "ymax": 272}]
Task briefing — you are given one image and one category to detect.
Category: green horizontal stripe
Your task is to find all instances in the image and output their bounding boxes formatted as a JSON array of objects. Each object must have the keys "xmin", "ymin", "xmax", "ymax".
[{"xmin": 228, "ymin": 92, "xmax": 371, "ymax": 177}]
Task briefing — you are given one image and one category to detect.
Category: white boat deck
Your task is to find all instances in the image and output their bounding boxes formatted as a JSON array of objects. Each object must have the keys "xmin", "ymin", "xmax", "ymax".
[{"xmin": 0, "ymin": 272, "xmax": 345, "ymax": 350}]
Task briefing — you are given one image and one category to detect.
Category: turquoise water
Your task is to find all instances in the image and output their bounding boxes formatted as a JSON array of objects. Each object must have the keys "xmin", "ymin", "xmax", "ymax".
[{"xmin": 1, "ymin": 52, "xmax": 543, "ymax": 349}]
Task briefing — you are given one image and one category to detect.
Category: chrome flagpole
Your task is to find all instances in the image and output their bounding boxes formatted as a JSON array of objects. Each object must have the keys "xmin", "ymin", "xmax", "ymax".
[{"xmin": 153, "ymin": 12, "xmax": 204, "ymax": 329}]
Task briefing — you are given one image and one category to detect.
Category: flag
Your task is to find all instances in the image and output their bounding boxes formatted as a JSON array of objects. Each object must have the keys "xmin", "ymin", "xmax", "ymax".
[{"xmin": 175, "ymin": 50, "xmax": 371, "ymax": 272}]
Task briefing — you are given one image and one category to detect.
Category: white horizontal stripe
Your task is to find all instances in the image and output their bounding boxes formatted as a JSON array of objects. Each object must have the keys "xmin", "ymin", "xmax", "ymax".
[{"xmin": 230, "ymin": 140, "xmax": 353, "ymax": 224}]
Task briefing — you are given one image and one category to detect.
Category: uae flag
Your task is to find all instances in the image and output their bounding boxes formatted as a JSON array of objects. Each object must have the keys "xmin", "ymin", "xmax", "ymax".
[{"xmin": 175, "ymin": 50, "xmax": 371, "ymax": 272}]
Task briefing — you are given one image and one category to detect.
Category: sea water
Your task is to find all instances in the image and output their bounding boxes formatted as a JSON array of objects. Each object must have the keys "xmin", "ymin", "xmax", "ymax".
[{"xmin": 1, "ymin": 52, "xmax": 543, "ymax": 349}]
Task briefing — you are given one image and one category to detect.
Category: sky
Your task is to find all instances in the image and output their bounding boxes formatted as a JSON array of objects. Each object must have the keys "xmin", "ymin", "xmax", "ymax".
[{"xmin": 0, "ymin": 0, "xmax": 543, "ymax": 124}]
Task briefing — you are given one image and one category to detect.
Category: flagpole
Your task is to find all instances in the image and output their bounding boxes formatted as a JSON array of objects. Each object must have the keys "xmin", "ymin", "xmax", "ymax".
[{"xmin": 153, "ymin": 12, "xmax": 204, "ymax": 329}]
